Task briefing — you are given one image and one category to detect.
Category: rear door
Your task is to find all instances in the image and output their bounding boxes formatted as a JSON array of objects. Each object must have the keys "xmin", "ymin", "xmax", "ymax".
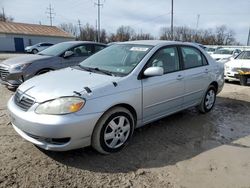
[
  {"xmin": 142, "ymin": 46, "xmax": 185, "ymax": 123},
  {"xmin": 180, "ymin": 46, "xmax": 210, "ymax": 108}
]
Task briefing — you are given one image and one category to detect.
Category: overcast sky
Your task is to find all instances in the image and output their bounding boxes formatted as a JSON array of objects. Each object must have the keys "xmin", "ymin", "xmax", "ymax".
[{"xmin": 1, "ymin": 0, "xmax": 250, "ymax": 44}]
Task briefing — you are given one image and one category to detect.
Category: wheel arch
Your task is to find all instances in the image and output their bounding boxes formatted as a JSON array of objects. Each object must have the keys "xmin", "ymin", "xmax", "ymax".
[
  {"xmin": 35, "ymin": 68, "xmax": 54, "ymax": 75},
  {"xmin": 105, "ymin": 103, "xmax": 137, "ymax": 124},
  {"xmin": 209, "ymin": 81, "xmax": 218, "ymax": 93}
]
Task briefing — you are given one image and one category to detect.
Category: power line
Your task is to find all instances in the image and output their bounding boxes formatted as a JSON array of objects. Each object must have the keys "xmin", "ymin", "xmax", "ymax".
[
  {"xmin": 94, "ymin": 0, "xmax": 104, "ymax": 42},
  {"xmin": 46, "ymin": 4, "xmax": 55, "ymax": 26}
]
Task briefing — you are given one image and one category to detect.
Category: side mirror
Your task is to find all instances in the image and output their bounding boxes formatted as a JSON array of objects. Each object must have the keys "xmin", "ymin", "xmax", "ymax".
[
  {"xmin": 233, "ymin": 53, "xmax": 239, "ymax": 57},
  {"xmin": 64, "ymin": 51, "xmax": 74, "ymax": 58},
  {"xmin": 144, "ymin": 67, "xmax": 164, "ymax": 77}
]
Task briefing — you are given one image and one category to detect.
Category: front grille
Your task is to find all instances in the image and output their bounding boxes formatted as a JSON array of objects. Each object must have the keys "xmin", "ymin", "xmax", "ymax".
[
  {"xmin": 14, "ymin": 90, "xmax": 35, "ymax": 111},
  {"xmin": 0, "ymin": 65, "xmax": 10, "ymax": 80}
]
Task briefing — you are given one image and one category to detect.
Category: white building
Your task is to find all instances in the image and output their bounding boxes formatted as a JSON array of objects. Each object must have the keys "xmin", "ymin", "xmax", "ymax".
[{"xmin": 0, "ymin": 21, "xmax": 75, "ymax": 52}]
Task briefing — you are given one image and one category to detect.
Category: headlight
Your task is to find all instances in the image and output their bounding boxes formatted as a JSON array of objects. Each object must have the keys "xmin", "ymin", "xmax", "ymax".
[
  {"xmin": 12, "ymin": 63, "xmax": 31, "ymax": 71},
  {"xmin": 35, "ymin": 97, "xmax": 85, "ymax": 115},
  {"xmin": 219, "ymin": 58, "xmax": 230, "ymax": 63}
]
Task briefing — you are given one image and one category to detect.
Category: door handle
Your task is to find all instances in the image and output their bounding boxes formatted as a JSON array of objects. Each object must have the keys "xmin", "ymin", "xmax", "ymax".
[
  {"xmin": 176, "ymin": 75, "xmax": 184, "ymax": 80},
  {"xmin": 204, "ymin": 68, "xmax": 209, "ymax": 73}
]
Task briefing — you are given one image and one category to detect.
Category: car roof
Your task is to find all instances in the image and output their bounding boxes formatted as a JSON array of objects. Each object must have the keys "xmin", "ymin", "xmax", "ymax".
[
  {"xmin": 61, "ymin": 41, "xmax": 106, "ymax": 46},
  {"xmin": 117, "ymin": 40, "xmax": 202, "ymax": 48}
]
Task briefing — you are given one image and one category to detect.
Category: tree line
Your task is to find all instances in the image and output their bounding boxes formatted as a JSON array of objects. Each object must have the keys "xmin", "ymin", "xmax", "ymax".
[{"xmin": 59, "ymin": 22, "xmax": 239, "ymax": 45}]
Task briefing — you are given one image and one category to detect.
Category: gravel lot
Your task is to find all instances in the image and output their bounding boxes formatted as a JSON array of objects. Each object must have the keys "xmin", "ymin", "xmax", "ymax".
[{"xmin": 0, "ymin": 61, "xmax": 250, "ymax": 187}]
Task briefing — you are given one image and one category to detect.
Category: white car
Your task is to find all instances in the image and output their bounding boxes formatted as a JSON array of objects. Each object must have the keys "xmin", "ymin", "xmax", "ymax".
[
  {"xmin": 25, "ymin": 43, "xmax": 54, "ymax": 54},
  {"xmin": 211, "ymin": 48, "xmax": 241, "ymax": 63},
  {"xmin": 225, "ymin": 51, "xmax": 250, "ymax": 85}
]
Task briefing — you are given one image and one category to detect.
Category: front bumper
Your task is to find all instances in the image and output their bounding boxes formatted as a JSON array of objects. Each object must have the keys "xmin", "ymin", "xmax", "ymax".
[
  {"xmin": 224, "ymin": 70, "xmax": 239, "ymax": 81},
  {"xmin": 8, "ymin": 96, "xmax": 102, "ymax": 151},
  {"xmin": 0, "ymin": 69, "xmax": 24, "ymax": 87}
]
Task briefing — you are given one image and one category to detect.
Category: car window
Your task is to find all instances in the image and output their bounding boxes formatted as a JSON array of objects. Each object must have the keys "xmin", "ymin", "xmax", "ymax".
[
  {"xmin": 147, "ymin": 47, "xmax": 180, "ymax": 74},
  {"xmin": 94, "ymin": 45, "xmax": 106, "ymax": 53},
  {"xmin": 70, "ymin": 44, "xmax": 93, "ymax": 57},
  {"xmin": 80, "ymin": 44, "xmax": 152, "ymax": 76},
  {"xmin": 236, "ymin": 51, "xmax": 250, "ymax": 60},
  {"xmin": 44, "ymin": 43, "xmax": 53, "ymax": 46},
  {"xmin": 181, "ymin": 47, "xmax": 204, "ymax": 69}
]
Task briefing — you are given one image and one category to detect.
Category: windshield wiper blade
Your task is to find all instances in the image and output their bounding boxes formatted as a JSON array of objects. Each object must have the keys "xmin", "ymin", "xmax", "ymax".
[
  {"xmin": 93, "ymin": 67, "xmax": 115, "ymax": 76},
  {"xmin": 77, "ymin": 65, "xmax": 94, "ymax": 72}
]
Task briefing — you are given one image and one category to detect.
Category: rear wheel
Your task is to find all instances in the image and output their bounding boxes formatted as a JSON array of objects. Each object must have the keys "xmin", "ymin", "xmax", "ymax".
[
  {"xmin": 198, "ymin": 85, "xmax": 216, "ymax": 113},
  {"xmin": 92, "ymin": 107, "xmax": 135, "ymax": 154},
  {"xmin": 32, "ymin": 49, "xmax": 38, "ymax": 54}
]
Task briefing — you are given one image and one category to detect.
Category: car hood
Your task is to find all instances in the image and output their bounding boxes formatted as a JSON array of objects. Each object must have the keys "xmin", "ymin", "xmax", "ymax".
[
  {"xmin": 18, "ymin": 68, "xmax": 122, "ymax": 103},
  {"xmin": 211, "ymin": 54, "xmax": 232, "ymax": 60},
  {"xmin": 225, "ymin": 59, "xmax": 243, "ymax": 67},
  {"xmin": 1, "ymin": 54, "xmax": 52, "ymax": 66}
]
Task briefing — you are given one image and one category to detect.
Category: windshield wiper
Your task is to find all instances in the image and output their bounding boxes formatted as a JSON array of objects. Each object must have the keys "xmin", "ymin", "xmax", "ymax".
[
  {"xmin": 76, "ymin": 65, "xmax": 94, "ymax": 72},
  {"xmin": 92, "ymin": 67, "xmax": 115, "ymax": 76}
]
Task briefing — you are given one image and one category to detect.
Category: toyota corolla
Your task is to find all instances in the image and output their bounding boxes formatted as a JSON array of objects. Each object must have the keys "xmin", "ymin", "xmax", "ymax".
[{"xmin": 8, "ymin": 41, "xmax": 224, "ymax": 154}]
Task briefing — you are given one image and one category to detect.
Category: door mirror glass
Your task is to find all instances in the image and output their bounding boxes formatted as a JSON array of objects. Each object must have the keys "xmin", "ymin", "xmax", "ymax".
[
  {"xmin": 64, "ymin": 51, "xmax": 74, "ymax": 58},
  {"xmin": 144, "ymin": 67, "xmax": 164, "ymax": 77}
]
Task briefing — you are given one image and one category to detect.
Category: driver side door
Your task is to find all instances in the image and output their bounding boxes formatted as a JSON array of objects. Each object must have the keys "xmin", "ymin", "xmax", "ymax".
[{"xmin": 142, "ymin": 46, "xmax": 185, "ymax": 124}]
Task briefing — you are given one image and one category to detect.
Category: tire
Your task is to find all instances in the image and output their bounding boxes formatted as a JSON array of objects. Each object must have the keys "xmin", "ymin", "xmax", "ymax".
[
  {"xmin": 36, "ymin": 69, "xmax": 52, "ymax": 75},
  {"xmin": 32, "ymin": 49, "xmax": 39, "ymax": 54},
  {"xmin": 92, "ymin": 107, "xmax": 135, "ymax": 154},
  {"xmin": 239, "ymin": 75, "xmax": 248, "ymax": 86},
  {"xmin": 198, "ymin": 85, "xmax": 216, "ymax": 113}
]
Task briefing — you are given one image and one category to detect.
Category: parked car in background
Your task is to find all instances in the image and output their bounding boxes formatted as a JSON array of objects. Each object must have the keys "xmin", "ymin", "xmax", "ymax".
[
  {"xmin": 224, "ymin": 50, "xmax": 250, "ymax": 85},
  {"xmin": 25, "ymin": 42, "xmax": 54, "ymax": 54},
  {"xmin": 0, "ymin": 41, "xmax": 106, "ymax": 88},
  {"xmin": 7, "ymin": 40, "xmax": 224, "ymax": 154},
  {"xmin": 211, "ymin": 48, "xmax": 241, "ymax": 63},
  {"xmin": 205, "ymin": 47, "xmax": 217, "ymax": 55}
]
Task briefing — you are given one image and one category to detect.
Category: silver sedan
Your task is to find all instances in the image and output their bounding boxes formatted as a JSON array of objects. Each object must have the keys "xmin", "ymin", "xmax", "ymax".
[
  {"xmin": 8, "ymin": 41, "xmax": 224, "ymax": 154},
  {"xmin": 0, "ymin": 41, "xmax": 106, "ymax": 88}
]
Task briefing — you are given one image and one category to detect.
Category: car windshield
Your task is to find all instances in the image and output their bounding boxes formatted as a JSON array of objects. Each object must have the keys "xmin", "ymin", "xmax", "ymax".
[
  {"xmin": 214, "ymin": 49, "xmax": 234, "ymax": 55},
  {"xmin": 38, "ymin": 42, "xmax": 73, "ymax": 56},
  {"xmin": 79, "ymin": 44, "xmax": 153, "ymax": 76},
  {"xmin": 206, "ymin": 48, "xmax": 215, "ymax": 52},
  {"xmin": 236, "ymin": 51, "xmax": 250, "ymax": 60}
]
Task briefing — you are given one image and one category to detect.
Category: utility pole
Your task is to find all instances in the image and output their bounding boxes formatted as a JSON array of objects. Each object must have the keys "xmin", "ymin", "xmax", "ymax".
[
  {"xmin": 2, "ymin": 8, "xmax": 6, "ymax": 22},
  {"xmin": 46, "ymin": 4, "xmax": 55, "ymax": 26},
  {"xmin": 247, "ymin": 26, "xmax": 250, "ymax": 46},
  {"xmin": 196, "ymin": 14, "xmax": 200, "ymax": 30},
  {"xmin": 94, "ymin": 0, "xmax": 103, "ymax": 42},
  {"xmin": 95, "ymin": 20, "xmax": 98, "ymax": 42},
  {"xmin": 78, "ymin": 19, "xmax": 82, "ymax": 34},
  {"xmin": 170, "ymin": 0, "xmax": 174, "ymax": 40}
]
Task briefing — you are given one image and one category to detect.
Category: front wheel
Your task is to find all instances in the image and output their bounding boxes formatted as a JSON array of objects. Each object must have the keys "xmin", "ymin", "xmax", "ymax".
[
  {"xmin": 198, "ymin": 85, "xmax": 216, "ymax": 113},
  {"xmin": 92, "ymin": 107, "xmax": 135, "ymax": 154}
]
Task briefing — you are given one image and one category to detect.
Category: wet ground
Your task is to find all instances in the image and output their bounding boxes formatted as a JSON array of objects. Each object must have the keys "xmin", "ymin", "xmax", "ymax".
[{"xmin": 0, "ymin": 83, "xmax": 250, "ymax": 188}]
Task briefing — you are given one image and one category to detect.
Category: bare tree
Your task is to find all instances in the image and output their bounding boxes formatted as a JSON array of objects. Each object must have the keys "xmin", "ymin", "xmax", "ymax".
[
  {"xmin": 160, "ymin": 25, "xmax": 237, "ymax": 45},
  {"xmin": 0, "ymin": 10, "xmax": 14, "ymax": 22},
  {"xmin": 58, "ymin": 23, "xmax": 78, "ymax": 37},
  {"xmin": 132, "ymin": 33, "xmax": 154, "ymax": 40},
  {"xmin": 116, "ymin": 26, "xmax": 135, "ymax": 41}
]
